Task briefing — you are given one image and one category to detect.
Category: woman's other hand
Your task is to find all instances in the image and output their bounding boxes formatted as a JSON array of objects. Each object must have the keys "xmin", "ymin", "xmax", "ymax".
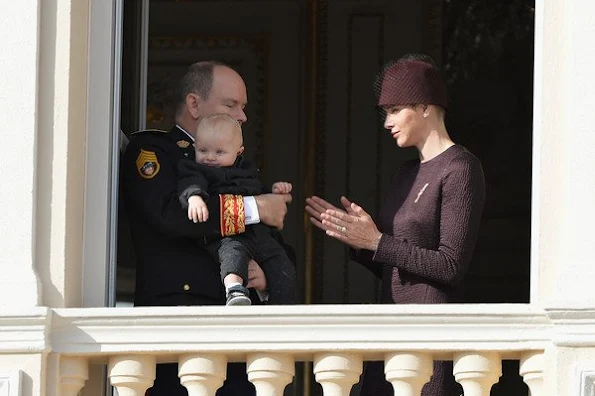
[
  {"xmin": 305, "ymin": 196, "xmax": 353, "ymax": 229},
  {"xmin": 318, "ymin": 197, "xmax": 383, "ymax": 251}
]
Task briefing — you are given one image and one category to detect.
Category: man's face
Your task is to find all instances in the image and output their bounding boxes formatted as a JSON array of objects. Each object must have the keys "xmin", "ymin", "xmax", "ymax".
[{"xmin": 197, "ymin": 66, "xmax": 248, "ymax": 124}]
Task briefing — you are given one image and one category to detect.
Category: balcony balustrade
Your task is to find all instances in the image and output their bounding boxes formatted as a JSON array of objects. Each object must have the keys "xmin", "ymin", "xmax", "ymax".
[{"xmin": 43, "ymin": 304, "xmax": 554, "ymax": 395}]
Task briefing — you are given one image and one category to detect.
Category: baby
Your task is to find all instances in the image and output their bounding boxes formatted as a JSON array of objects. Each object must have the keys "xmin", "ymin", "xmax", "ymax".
[{"xmin": 177, "ymin": 113, "xmax": 297, "ymax": 305}]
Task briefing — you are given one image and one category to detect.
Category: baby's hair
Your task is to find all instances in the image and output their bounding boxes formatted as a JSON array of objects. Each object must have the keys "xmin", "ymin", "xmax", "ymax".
[
  {"xmin": 196, "ymin": 113, "xmax": 243, "ymax": 144},
  {"xmin": 198, "ymin": 113, "xmax": 241, "ymax": 133}
]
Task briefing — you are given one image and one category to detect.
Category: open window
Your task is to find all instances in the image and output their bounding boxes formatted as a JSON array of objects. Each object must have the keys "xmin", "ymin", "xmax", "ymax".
[
  {"xmin": 114, "ymin": 0, "xmax": 535, "ymax": 308},
  {"xmin": 92, "ymin": 2, "xmax": 536, "ymax": 394}
]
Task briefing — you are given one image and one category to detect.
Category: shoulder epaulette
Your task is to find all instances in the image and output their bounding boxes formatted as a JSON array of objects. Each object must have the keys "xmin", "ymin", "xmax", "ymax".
[{"xmin": 130, "ymin": 129, "xmax": 169, "ymax": 137}]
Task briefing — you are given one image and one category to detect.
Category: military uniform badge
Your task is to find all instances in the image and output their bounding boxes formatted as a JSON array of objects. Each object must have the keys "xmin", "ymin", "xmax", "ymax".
[
  {"xmin": 177, "ymin": 140, "xmax": 191, "ymax": 148},
  {"xmin": 136, "ymin": 149, "xmax": 160, "ymax": 179}
]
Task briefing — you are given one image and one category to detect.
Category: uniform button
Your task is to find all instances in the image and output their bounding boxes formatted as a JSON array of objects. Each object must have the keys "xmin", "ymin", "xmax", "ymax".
[{"xmin": 183, "ymin": 284, "xmax": 190, "ymax": 291}]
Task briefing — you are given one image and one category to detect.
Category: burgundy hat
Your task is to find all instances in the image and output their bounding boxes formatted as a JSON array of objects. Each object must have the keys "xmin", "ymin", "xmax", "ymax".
[{"xmin": 377, "ymin": 60, "xmax": 448, "ymax": 109}]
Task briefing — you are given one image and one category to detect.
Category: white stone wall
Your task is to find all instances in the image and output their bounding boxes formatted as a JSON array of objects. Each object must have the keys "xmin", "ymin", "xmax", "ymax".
[
  {"xmin": 0, "ymin": 0, "xmax": 90, "ymax": 394},
  {"xmin": 532, "ymin": 1, "xmax": 595, "ymax": 394},
  {"xmin": 1, "ymin": 0, "xmax": 595, "ymax": 395},
  {"xmin": 532, "ymin": 0, "xmax": 595, "ymax": 307},
  {"xmin": 0, "ymin": 0, "xmax": 41, "ymax": 307},
  {"xmin": 0, "ymin": 0, "xmax": 90, "ymax": 310}
]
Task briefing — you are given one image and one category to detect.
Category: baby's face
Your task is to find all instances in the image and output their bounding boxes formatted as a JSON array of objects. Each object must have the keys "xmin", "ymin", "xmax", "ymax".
[{"xmin": 194, "ymin": 124, "xmax": 243, "ymax": 167}]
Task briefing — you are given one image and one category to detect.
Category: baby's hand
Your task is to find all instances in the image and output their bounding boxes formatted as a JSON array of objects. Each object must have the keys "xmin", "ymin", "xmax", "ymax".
[
  {"xmin": 188, "ymin": 195, "xmax": 209, "ymax": 223},
  {"xmin": 272, "ymin": 181, "xmax": 292, "ymax": 194}
]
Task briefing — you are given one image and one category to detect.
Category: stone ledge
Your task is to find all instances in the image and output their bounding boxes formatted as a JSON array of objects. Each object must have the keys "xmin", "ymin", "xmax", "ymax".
[
  {"xmin": 0, "ymin": 307, "xmax": 51, "ymax": 354},
  {"xmin": 50, "ymin": 304, "xmax": 550, "ymax": 361}
]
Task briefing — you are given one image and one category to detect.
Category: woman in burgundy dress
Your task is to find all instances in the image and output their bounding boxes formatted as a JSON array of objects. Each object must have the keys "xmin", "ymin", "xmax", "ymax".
[{"xmin": 305, "ymin": 53, "xmax": 485, "ymax": 396}]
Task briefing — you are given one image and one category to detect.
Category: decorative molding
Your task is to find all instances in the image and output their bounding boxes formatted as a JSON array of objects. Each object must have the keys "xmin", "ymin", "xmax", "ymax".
[
  {"xmin": 0, "ymin": 308, "xmax": 51, "ymax": 354},
  {"xmin": 51, "ymin": 305, "xmax": 549, "ymax": 361},
  {"xmin": 0, "ymin": 371, "xmax": 22, "ymax": 396},
  {"xmin": 546, "ymin": 307, "xmax": 595, "ymax": 346}
]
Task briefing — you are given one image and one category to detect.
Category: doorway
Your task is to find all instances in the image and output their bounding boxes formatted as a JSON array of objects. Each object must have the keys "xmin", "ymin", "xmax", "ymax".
[
  {"xmin": 118, "ymin": 0, "xmax": 535, "ymax": 306},
  {"xmin": 117, "ymin": 0, "xmax": 535, "ymax": 394}
]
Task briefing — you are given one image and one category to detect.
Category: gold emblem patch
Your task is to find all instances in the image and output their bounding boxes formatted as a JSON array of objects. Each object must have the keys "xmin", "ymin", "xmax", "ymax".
[
  {"xmin": 136, "ymin": 149, "xmax": 160, "ymax": 179},
  {"xmin": 177, "ymin": 140, "xmax": 191, "ymax": 148}
]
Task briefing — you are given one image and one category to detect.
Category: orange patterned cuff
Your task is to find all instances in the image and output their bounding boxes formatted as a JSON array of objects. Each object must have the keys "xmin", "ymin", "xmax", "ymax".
[{"xmin": 219, "ymin": 194, "xmax": 246, "ymax": 236}]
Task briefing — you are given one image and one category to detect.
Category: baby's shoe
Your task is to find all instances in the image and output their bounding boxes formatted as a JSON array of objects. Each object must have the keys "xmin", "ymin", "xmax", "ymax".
[{"xmin": 226, "ymin": 284, "xmax": 251, "ymax": 306}]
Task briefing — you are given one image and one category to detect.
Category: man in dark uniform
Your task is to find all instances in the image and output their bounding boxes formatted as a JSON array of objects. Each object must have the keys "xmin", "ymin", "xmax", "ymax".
[{"xmin": 121, "ymin": 61, "xmax": 293, "ymax": 395}]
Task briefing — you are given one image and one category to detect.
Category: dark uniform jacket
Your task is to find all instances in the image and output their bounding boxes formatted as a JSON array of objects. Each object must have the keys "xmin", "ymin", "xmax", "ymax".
[
  {"xmin": 177, "ymin": 156, "xmax": 264, "ymax": 206},
  {"xmin": 121, "ymin": 125, "xmax": 230, "ymax": 306}
]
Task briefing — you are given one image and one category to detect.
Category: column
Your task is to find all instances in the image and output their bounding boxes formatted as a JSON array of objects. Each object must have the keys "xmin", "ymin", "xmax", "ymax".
[
  {"xmin": 178, "ymin": 354, "xmax": 227, "ymax": 396},
  {"xmin": 60, "ymin": 356, "xmax": 89, "ymax": 396},
  {"xmin": 520, "ymin": 351, "xmax": 544, "ymax": 396},
  {"xmin": 533, "ymin": 0, "xmax": 595, "ymax": 393},
  {"xmin": 532, "ymin": 0, "xmax": 595, "ymax": 306},
  {"xmin": 108, "ymin": 355, "xmax": 156, "ymax": 396},
  {"xmin": 453, "ymin": 352, "xmax": 501, "ymax": 396},
  {"xmin": 384, "ymin": 352, "xmax": 433, "ymax": 396},
  {"xmin": 247, "ymin": 353, "xmax": 295, "ymax": 396},
  {"xmin": 313, "ymin": 353, "xmax": 362, "ymax": 396}
]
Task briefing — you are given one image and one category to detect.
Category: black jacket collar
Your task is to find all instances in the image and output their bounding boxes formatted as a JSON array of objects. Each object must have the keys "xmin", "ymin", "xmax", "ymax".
[{"xmin": 169, "ymin": 125, "xmax": 195, "ymax": 160}]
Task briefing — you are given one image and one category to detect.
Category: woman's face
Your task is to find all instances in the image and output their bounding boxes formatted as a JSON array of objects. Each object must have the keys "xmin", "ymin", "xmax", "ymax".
[{"xmin": 383, "ymin": 105, "xmax": 425, "ymax": 148}]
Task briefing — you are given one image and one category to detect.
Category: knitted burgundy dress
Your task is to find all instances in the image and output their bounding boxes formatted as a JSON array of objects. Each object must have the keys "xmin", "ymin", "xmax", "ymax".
[{"xmin": 357, "ymin": 144, "xmax": 486, "ymax": 396}]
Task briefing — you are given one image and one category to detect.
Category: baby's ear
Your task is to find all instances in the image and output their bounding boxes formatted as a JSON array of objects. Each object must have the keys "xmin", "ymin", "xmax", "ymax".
[{"xmin": 238, "ymin": 146, "xmax": 245, "ymax": 155}]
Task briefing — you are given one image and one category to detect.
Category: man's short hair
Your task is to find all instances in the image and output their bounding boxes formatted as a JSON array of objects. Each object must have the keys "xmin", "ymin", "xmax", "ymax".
[{"xmin": 174, "ymin": 60, "xmax": 226, "ymax": 117}]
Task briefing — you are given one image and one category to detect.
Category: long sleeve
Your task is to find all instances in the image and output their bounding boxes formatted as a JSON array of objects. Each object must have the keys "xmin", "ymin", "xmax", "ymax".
[
  {"xmin": 122, "ymin": 134, "xmax": 228, "ymax": 238},
  {"xmin": 371, "ymin": 150, "xmax": 486, "ymax": 286},
  {"xmin": 177, "ymin": 159, "xmax": 211, "ymax": 208}
]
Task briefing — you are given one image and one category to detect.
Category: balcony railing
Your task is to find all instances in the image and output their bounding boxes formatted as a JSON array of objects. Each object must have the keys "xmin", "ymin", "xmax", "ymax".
[{"xmin": 38, "ymin": 304, "xmax": 556, "ymax": 395}]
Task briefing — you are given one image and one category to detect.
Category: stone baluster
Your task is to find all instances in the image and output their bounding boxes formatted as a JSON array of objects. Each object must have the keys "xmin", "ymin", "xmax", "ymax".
[
  {"xmin": 178, "ymin": 354, "xmax": 228, "ymax": 396},
  {"xmin": 313, "ymin": 353, "xmax": 362, "ymax": 396},
  {"xmin": 453, "ymin": 352, "xmax": 501, "ymax": 396},
  {"xmin": 520, "ymin": 351, "xmax": 544, "ymax": 396},
  {"xmin": 59, "ymin": 356, "xmax": 89, "ymax": 396},
  {"xmin": 247, "ymin": 353, "xmax": 295, "ymax": 395},
  {"xmin": 385, "ymin": 352, "xmax": 433, "ymax": 396},
  {"xmin": 108, "ymin": 355, "xmax": 156, "ymax": 396}
]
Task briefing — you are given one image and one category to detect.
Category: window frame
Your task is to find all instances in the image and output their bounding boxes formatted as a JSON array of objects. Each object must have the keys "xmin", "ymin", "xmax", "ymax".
[
  {"xmin": 82, "ymin": 0, "xmax": 544, "ymax": 307},
  {"xmin": 82, "ymin": 0, "xmax": 123, "ymax": 308}
]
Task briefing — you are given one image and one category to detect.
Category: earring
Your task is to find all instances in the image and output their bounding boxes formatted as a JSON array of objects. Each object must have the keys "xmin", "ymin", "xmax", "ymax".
[{"xmin": 423, "ymin": 113, "xmax": 428, "ymax": 118}]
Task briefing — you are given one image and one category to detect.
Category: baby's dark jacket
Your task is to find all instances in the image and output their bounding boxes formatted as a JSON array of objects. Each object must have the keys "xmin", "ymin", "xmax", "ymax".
[{"xmin": 178, "ymin": 156, "xmax": 265, "ymax": 207}]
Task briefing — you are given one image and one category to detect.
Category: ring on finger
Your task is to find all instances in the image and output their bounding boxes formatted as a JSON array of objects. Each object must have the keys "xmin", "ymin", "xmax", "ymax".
[{"xmin": 340, "ymin": 226, "xmax": 346, "ymax": 233}]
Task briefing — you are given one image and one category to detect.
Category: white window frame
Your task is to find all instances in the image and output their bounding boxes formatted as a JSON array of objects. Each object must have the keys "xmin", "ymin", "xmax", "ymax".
[{"xmin": 82, "ymin": 0, "xmax": 123, "ymax": 307}]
